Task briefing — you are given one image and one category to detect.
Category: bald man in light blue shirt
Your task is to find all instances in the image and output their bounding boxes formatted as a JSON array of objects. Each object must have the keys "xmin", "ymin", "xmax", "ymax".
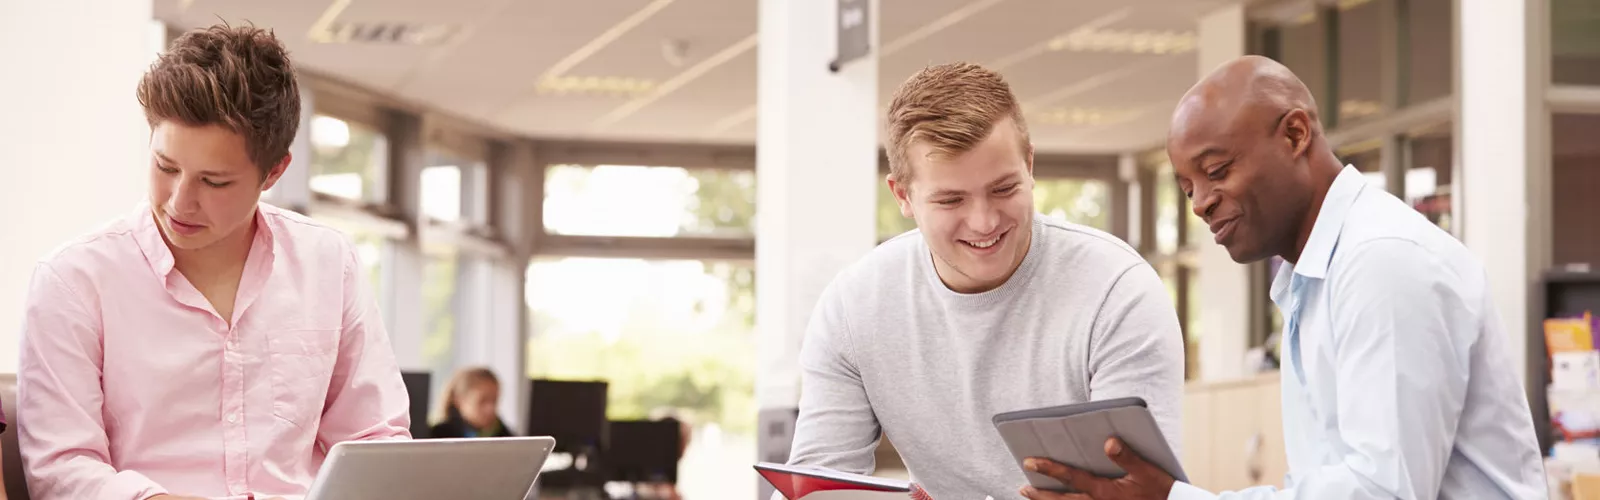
[{"xmin": 1019, "ymin": 56, "xmax": 1545, "ymax": 500}]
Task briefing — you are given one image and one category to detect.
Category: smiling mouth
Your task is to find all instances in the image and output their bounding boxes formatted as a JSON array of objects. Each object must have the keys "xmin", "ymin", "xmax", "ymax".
[
  {"xmin": 1212, "ymin": 218, "xmax": 1237, "ymax": 244},
  {"xmin": 961, "ymin": 228, "xmax": 1008, "ymax": 249}
]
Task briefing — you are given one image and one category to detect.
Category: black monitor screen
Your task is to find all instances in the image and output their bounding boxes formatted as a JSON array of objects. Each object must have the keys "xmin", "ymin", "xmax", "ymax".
[
  {"xmin": 526, "ymin": 379, "xmax": 608, "ymax": 451},
  {"xmin": 401, "ymin": 371, "xmax": 432, "ymax": 439},
  {"xmin": 606, "ymin": 419, "xmax": 682, "ymax": 483}
]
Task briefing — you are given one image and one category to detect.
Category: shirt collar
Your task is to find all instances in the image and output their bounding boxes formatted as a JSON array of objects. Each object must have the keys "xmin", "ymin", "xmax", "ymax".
[
  {"xmin": 133, "ymin": 203, "xmax": 277, "ymax": 280},
  {"xmin": 1292, "ymin": 165, "xmax": 1367, "ymax": 280}
]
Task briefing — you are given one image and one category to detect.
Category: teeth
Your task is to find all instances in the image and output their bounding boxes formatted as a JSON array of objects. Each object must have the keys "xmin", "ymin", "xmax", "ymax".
[{"xmin": 966, "ymin": 236, "xmax": 999, "ymax": 248}]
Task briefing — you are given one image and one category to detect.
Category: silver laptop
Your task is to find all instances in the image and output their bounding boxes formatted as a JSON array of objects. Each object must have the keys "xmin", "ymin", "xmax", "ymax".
[{"xmin": 306, "ymin": 437, "xmax": 556, "ymax": 500}]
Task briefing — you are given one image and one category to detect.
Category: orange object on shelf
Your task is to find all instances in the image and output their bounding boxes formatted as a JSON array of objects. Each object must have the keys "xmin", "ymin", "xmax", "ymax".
[{"xmin": 1548, "ymin": 313, "xmax": 1597, "ymax": 354}]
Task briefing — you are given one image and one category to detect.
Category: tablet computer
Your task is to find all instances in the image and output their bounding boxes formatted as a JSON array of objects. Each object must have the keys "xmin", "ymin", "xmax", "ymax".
[{"xmin": 992, "ymin": 397, "xmax": 1184, "ymax": 493}]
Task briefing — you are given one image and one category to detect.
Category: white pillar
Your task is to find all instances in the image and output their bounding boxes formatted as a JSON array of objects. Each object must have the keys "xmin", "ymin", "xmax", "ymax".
[
  {"xmin": 0, "ymin": 0, "xmax": 158, "ymax": 373},
  {"xmin": 754, "ymin": 0, "xmax": 879, "ymax": 492},
  {"xmin": 1459, "ymin": 0, "xmax": 1534, "ymax": 386},
  {"xmin": 1194, "ymin": 3, "xmax": 1253, "ymax": 382}
]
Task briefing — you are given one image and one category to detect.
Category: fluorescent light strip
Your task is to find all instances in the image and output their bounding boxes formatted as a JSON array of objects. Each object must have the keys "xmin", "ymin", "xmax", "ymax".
[
  {"xmin": 990, "ymin": 7, "xmax": 1130, "ymax": 71},
  {"xmin": 492, "ymin": 0, "xmax": 673, "ymax": 118},
  {"xmin": 541, "ymin": 0, "xmax": 674, "ymax": 81},
  {"xmin": 307, "ymin": 0, "xmax": 355, "ymax": 44},
  {"xmin": 593, "ymin": 33, "xmax": 759, "ymax": 129}
]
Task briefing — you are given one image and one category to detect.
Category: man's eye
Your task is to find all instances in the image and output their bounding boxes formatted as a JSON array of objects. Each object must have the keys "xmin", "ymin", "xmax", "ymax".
[
  {"xmin": 935, "ymin": 198, "xmax": 961, "ymax": 206},
  {"xmin": 1206, "ymin": 162, "xmax": 1231, "ymax": 181},
  {"xmin": 203, "ymin": 179, "xmax": 232, "ymax": 188}
]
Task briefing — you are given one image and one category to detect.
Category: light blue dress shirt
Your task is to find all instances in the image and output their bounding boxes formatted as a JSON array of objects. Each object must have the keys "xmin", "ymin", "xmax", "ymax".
[{"xmin": 1170, "ymin": 166, "xmax": 1547, "ymax": 499}]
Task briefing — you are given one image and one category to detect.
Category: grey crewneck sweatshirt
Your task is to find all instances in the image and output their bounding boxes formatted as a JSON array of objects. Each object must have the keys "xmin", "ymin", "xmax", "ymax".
[{"xmin": 786, "ymin": 215, "xmax": 1185, "ymax": 500}]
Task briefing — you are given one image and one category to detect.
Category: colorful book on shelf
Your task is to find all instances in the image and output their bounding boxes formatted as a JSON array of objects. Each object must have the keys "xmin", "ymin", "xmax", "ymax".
[
  {"xmin": 1546, "ymin": 312, "xmax": 1595, "ymax": 354},
  {"xmin": 755, "ymin": 462, "xmax": 926, "ymax": 499}
]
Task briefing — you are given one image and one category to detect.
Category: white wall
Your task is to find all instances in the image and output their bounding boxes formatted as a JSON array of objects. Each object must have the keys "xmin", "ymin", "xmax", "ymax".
[{"xmin": 0, "ymin": 1, "xmax": 159, "ymax": 373}]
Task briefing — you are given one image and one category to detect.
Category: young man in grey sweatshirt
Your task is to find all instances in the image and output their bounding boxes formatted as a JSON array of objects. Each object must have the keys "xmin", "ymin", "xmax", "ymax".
[{"xmin": 783, "ymin": 61, "xmax": 1186, "ymax": 500}]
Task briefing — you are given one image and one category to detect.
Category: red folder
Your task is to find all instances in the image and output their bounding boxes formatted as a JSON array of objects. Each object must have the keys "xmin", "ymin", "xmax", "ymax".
[{"xmin": 754, "ymin": 462, "xmax": 916, "ymax": 499}]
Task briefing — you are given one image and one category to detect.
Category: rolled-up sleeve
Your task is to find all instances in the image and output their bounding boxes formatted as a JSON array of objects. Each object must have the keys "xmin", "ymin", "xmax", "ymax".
[
  {"xmin": 314, "ymin": 241, "xmax": 411, "ymax": 446},
  {"xmin": 17, "ymin": 263, "xmax": 169, "ymax": 500}
]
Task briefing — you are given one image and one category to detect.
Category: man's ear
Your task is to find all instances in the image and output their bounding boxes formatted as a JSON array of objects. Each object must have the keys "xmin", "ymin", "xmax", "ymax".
[
  {"xmin": 1025, "ymin": 143, "xmax": 1035, "ymax": 176},
  {"xmin": 261, "ymin": 153, "xmax": 291, "ymax": 191},
  {"xmin": 1282, "ymin": 109, "xmax": 1314, "ymax": 159},
  {"xmin": 887, "ymin": 172, "xmax": 914, "ymax": 218}
]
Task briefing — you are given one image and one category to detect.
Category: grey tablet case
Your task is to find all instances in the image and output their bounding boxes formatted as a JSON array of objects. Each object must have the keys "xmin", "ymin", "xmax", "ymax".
[{"xmin": 992, "ymin": 397, "xmax": 1186, "ymax": 492}]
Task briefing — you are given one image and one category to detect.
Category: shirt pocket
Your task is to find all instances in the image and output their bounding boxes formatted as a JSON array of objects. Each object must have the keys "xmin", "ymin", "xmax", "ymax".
[{"xmin": 267, "ymin": 328, "xmax": 340, "ymax": 427}]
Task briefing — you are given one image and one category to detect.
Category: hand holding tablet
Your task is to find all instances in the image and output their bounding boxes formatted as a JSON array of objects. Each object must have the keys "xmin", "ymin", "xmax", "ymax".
[{"xmin": 992, "ymin": 397, "xmax": 1184, "ymax": 496}]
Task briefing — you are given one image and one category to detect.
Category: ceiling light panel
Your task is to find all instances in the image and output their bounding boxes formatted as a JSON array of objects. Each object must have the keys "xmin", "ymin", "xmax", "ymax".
[{"xmin": 1047, "ymin": 29, "xmax": 1197, "ymax": 55}]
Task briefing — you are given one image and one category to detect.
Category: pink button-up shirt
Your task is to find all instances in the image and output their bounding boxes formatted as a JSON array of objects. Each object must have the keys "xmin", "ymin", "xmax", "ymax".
[{"xmin": 18, "ymin": 202, "xmax": 411, "ymax": 500}]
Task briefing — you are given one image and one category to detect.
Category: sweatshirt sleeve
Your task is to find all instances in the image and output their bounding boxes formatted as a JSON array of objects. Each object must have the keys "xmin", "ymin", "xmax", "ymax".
[
  {"xmin": 785, "ymin": 280, "xmax": 883, "ymax": 474},
  {"xmin": 1086, "ymin": 262, "xmax": 1187, "ymax": 456}
]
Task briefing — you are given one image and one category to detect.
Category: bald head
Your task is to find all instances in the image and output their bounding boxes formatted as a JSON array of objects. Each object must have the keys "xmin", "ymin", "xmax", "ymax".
[
  {"xmin": 1165, "ymin": 55, "xmax": 1343, "ymax": 265},
  {"xmin": 1171, "ymin": 55, "xmax": 1320, "ymax": 144}
]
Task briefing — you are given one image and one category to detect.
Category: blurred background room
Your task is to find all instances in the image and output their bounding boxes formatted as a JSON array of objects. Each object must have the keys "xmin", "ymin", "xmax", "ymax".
[{"xmin": 3, "ymin": 0, "xmax": 1600, "ymax": 498}]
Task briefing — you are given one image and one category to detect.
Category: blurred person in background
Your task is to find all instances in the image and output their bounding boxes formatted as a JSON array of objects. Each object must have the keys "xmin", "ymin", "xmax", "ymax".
[
  {"xmin": 429, "ymin": 367, "xmax": 515, "ymax": 439},
  {"xmin": 16, "ymin": 23, "xmax": 410, "ymax": 500}
]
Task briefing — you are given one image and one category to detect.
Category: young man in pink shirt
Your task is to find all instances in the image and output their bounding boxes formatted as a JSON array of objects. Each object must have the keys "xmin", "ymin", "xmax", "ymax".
[{"xmin": 16, "ymin": 24, "xmax": 410, "ymax": 500}]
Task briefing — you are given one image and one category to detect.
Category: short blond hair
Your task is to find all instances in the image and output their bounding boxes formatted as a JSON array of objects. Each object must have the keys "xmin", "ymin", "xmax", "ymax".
[{"xmin": 884, "ymin": 62, "xmax": 1030, "ymax": 184}]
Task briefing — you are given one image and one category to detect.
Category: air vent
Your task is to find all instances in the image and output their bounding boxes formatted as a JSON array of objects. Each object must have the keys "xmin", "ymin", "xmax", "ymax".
[{"xmin": 310, "ymin": 22, "xmax": 460, "ymax": 45}]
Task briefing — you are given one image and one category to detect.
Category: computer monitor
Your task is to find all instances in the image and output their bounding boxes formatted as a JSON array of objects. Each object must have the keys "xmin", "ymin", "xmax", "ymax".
[
  {"xmin": 526, "ymin": 379, "xmax": 609, "ymax": 452},
  {"xmin": 401, "ymin": 371, "xmax": 432, "ymax": 439},
  {"xmin": 604, "ymin": 419, "xmax": 682, "ymax": 484}
]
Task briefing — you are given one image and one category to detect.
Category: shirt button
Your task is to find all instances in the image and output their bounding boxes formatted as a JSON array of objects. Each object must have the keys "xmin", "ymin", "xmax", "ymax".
[{"xmin": 227, "ymin": 414, "xmax": 238, "ymax": 424}]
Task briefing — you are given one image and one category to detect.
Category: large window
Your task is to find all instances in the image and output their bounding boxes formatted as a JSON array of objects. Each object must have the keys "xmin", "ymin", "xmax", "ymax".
[
  {"xmin": 1552, "ymin": 114, "xmax": 1600, "ymax": 267},
  {"xmin": 1404, "ymin": 0, "xmax": 1453, "ymax": 104},
  {"xmin": 1552, "ymin": 0, "xmax": 1600, "ymax": 86},
  {"xmin": 1337, "ymin": 0, "xmax": 1389, "ymax": 125},
  {"xmin": 1405, "ymin": 128, "xmax": 1453, "ymax": 233},
  {"xmin": 544, "ymin": 165, "xmax": 756, "ymax": 239},
  {"xmin": 419, "ymin": 146, "xmax": 489, "ymax": 400},
  {"xmin": 528, "ymin": 160, "xmax": 758, "ymax": 500},
  {"xmin": 422, "ymin": 244, "xmax": 459, "ymax": 394},
  {"xmin": 309, "ymin": 114, "xmax": 388, "ymax": 203},
  {"xmin": 526, "ymin": 258, "xmax": 755, "ymax": 428}
]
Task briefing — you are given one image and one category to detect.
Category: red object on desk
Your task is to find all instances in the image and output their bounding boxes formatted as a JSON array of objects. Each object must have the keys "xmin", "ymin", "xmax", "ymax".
[{"xmin": 754, "ymin": 463, "xmax": 914, "ymax": 499}]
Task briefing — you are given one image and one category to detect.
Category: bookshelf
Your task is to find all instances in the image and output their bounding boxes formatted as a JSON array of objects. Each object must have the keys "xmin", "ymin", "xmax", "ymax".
[{"xmin": 1534, "ymin": 269, "xmax": 1600, "ymax": 454}]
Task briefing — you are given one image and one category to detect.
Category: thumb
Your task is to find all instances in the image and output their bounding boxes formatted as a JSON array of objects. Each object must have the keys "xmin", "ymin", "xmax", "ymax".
[{"xmin": 1104, "ymin": 437, "xmax": 1163, "ymax": 478}]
